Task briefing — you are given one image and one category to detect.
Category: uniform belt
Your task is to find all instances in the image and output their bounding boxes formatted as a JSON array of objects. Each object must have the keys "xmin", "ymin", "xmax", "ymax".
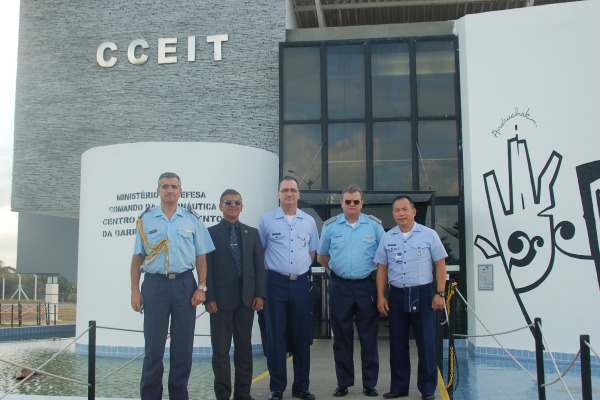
[
  {"xmin": 330, "ymin": 270, "xmax": 373, "ymax": 281},
  {"xmin": 145, "ymin": 269, "xmax": 192, "ymax": 280},
  {"xmin": 390, "ymin": 283, "xmax": 430, "ymax": 292},
  {"xmin": 267, "ymin": 269, "xmax": 308, "ymax": 281}
]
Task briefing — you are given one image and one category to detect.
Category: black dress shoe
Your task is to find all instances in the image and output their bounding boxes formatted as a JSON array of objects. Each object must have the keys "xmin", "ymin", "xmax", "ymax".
[
  {"xmin": 363, "ymin": 387, "xmax": 378, "ymax": 397},
  {"xmin": 421, "ymin": 394, "xmax": 435, "ymax": 400},
  {"xmin": 382, "ymin": 392, "xmax": 408, "ymax": 399},
  {"xmin": 333, "ymin": 387, "xmax": 348, "ymax": 397},
  {"xmin": 269, "ymin": 391, "xmax": 283, "ymax": 400},
  {"xmin": 291, "ymin": 389, "xmax": 315, "ymax": 400}
]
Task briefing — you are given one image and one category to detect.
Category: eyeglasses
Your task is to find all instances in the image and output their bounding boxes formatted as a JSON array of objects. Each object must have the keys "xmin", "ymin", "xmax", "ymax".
[
  {"xmin": 279, "ymin": 188, "xmax": 299, "ymax": 194},
  {"xmin": 344, "ymin": 200, "xmax": 361, "ymax": 205},
  {"xmin": 223, "ymin": 200, "xmax": 242, "ymax": 206}
]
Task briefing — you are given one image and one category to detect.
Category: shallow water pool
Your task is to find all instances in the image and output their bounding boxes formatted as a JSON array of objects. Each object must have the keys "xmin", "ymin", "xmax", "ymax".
[{"xmin": 0, "ymin": 338, "xmax": 267, "ymax": 398}]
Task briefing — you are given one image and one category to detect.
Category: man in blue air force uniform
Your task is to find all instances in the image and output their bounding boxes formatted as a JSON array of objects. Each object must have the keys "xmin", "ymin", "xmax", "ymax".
[
  {"xmin": 131, "ymin": 172, "xmax": 215, "ymax": 400},
  {"xmin": 258, "ymin": 176, "xmax": 319, "ymax": 400},
  {"xmin": 374, "ymin": 195, "xmax": 447, "ymax": 400},
  {"xmin": 317, "ymin": 184, "xmax": 384, "ymax": 398}
]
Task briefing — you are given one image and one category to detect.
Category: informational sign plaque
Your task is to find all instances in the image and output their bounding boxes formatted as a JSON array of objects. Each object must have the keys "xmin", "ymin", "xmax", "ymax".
[{"xmin": 478, "ymin": 264, "xmax": 494, "ymax": 290}]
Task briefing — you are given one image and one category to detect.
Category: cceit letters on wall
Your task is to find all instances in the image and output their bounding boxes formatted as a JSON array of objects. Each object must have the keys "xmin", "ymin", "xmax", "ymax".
[{"xmin": 96, "ymin": 34, "xmax": 229, "ymax": 68}]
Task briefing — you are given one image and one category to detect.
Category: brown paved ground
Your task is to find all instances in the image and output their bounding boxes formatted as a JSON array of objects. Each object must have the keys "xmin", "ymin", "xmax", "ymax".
[{"xmin": 0, "ymin": 302, "xmax": 75, "ymax": 326}]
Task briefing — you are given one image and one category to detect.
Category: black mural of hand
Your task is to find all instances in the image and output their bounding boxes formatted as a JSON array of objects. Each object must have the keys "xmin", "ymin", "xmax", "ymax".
[{"xmin": 475, "ymin": 135, "xmax": 563, "ymax": 327}]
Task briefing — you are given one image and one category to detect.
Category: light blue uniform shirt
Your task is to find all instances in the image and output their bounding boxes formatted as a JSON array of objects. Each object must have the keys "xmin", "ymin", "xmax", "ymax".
[
  {"xmin": 133, "ymin": 206, "xmax": 215, "ymax": 274},
  {"xmin": 258, "ymin": 207, "xmax": 319, "ymax": 276},
  {"xmin": 373, "ymin": 223, "xmax": 447, "ymax": 288},
  {"xmin": 318, "ymin": 213, "xmax": 384, "ymax": 279}
]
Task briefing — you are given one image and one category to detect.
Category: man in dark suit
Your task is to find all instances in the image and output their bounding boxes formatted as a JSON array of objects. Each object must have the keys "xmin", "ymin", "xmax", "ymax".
[{"xmin": 205, "ymin": 189, "xmax": 266, "ymax": 400}]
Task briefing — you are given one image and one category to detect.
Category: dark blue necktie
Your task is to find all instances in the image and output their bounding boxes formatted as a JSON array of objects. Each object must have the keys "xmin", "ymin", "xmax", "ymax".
[{"xmin": 230, "ymin": 225, "xmax": 243, "ymax": 276}]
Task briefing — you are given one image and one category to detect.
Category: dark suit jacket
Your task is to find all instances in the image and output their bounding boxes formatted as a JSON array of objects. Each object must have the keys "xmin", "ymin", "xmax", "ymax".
[{"xmin": 206, "ymin": 220, "xmax": 266, "ymax": 310}]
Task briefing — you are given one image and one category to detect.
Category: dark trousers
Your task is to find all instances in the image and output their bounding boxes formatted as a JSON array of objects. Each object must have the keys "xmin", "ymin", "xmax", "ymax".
[
  {"xmin": 264, "ymin": 270, "xmax": 311, "ymax": 393},
  {"xmin": 140, "ymin": 270, "xmax": 197, "ymax": 400},
  {"xmin": 329, "ymin": 275, "xmax": 379, "ymax": 389},
  {"xmin": 210, "ymin": 304, "xmax": 255, "ymax": 400},
  {"xmin": 388, "ymin": 284, "xmax": 437, "ymax": 396}
]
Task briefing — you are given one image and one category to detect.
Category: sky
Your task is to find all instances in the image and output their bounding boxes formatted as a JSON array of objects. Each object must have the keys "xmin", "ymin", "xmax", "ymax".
[{"xmin": 0, "ymin": 0, "xmax": 20, "ymax": 269}]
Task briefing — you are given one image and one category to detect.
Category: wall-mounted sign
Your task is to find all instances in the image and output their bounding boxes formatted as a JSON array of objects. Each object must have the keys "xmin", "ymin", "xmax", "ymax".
[
  {"xmin": 478, "ymin": 264, "xmax": 494, "ymax": 290},
  {"xmin": 96, "ymin": 34, "xmax": 229, "ymax": 68}
]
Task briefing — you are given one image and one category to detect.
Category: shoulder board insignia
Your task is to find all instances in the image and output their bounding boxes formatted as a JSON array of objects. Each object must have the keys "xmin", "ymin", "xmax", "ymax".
[
  {"xmin": 323, "ymin": 216, "xmax": 337, "ymax": 226},
  {"xmin": 368, "ymin": 214, "xmax": 382, "ymax": 224},
  {"xmin": 137, "ymin": 207, "xmax": 151, "ymax": 219},
  {"xmin": 186, "ymin": 206, "xmax": 201, "ymax": 219}
]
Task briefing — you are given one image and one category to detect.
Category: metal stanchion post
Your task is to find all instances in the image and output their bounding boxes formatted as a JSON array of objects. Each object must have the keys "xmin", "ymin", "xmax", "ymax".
[
  {"xmin": 447, "ymin": 280, "xmax": 455, "ymax": 400},
  {"xmin": 11, "ymin": 303, "xmax": 14, "ymax": 327},
  {"xmin": 534, "ymin": 318, "xmax": 546, "ymax": 400},
  {"xmin": 88, "ymin": 320, "xmax": 96, "ymax": 400},
  {"xmin": 18, "ymin": 302, "xmax": 22, "ymax": 327},
  {"xmin": 580, "ymin": 335, "xmax": 592, "ymax": 400}
]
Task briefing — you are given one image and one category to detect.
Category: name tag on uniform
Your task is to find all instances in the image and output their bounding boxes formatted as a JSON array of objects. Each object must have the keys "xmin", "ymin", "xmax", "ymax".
[
  {"xmin": 395, "ymin": 253, "xmax": 402, "ymax": 262},
  {"xmin": 148, "ymin": 229, "xmax": 157, "ymax": 234},
  {"xmin": 417, "ymin": 249, "xmax": 423, "ymax": 257},
  {"xmin": 271, "ymin": 232, "xmax": 282, "ymax": 238},
  {"xmin": 385, "ymin": 243, "xmax": 398, "ymax": 251}
]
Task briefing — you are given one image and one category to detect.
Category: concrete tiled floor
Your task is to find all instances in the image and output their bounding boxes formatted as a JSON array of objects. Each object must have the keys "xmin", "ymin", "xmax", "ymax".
[{"xmin": 250, "ymin": 339, "xmax": 446, "ymax": 400}]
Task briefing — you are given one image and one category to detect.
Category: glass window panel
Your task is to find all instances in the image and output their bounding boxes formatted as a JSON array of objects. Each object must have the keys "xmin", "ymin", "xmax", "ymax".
[
  {"xmin": 417, "ymin": 121, "xmax": 458, "ymax": 196},
  {"xmin": 282, "ymin": 47, "xmax": 321, "ymax": 121},
  {"xmin": 416, "ymin": 41, "xmax": 456, "ymax": 117},
  {"xmin": 373, "ymin": 122, "xmax": 412, "ymax": 191},
  {"xmin": 424, "ymin": 205, "xmax": 461, "ymax": 266},
  {"xmin": 328, "ymin": 123, "xmax": 366, "ymax": 189},
  {"xmin": 283, "ymin": 124, "xmax": 323, "ymax": 190},
  {"xmin": 365, "ymin": 205, "xmax": 396, "ymax": 231},
  {"xmin": 327, "ymin": 45, "xmax": 365, "ymax": 119},
  {"xmin": 371, "ymin": 43, "xmax": 410, "ymax": 118}
]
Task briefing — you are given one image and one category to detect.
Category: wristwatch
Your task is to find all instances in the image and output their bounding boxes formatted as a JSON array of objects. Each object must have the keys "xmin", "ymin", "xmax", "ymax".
[
  {"xmin": 436, "ymin": 291, "xmax": 446, "ymax": 298},
  {"xmin": 197, "ymin": 284, "xmax": 207, "ymax": 292}
]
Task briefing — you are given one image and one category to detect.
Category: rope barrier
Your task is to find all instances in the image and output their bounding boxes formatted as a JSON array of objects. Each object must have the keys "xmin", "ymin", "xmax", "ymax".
[
  {"xmin": 584, "ymin": 341, "xmax": 599, "ymax": 359},
  {"xmin": 95, "ymin": 351, "xmax": 145, "ymax": 384},
  {"xmin": 454, "ymin": 288, "xmax": 537, "ymax": 381},
  {"xmin": 444, "ymin": 345, "xmax": 455, "ymax": 390},
  {"xmin": 537, "ymin": 324, "xmax": 574, "ymax": 399},
  {"xmin": 0, "ymin": 306, "xmax": 234, "ymax": 397},
  {"xmin": 541, "ymin": 349, "xmax": 580, "ymax": 388},
  {"xmin": 96, "ymin": 325, "xmax": 210, "ymax": 337},
  {"xmin": 0, "ymin": 326, "xmax": 91, "ymax": 400},
  {"xmin": 453, "ymin": 324, "xmax": 533, "ymax": 338},
  {"xmin": 93, "ymin": 309, "xmax": 210, "ymax": 384},
  {"xmin": 0, "ymin": 357, "xmax": 90, "ymax": 386},
  {"xmin": 96, "ymin": 325, "xmax": 144, "ymax": 333},
  {"xmin": 442, "ymin": 281, "xmax": 457, "ymax": 390}
]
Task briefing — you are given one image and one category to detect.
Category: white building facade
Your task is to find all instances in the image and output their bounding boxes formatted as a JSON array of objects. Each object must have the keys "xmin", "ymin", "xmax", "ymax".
[{"xmin": 11, "ymin": 0, "xmax": 600, "ymax": 360}]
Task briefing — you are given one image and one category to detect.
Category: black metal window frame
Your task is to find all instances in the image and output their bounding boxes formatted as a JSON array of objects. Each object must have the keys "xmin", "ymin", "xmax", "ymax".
[
  {"xmin": 279, "ymin": 36, "xmax": 462, "ymax": 197},
  {"xmin": 279, "ymin": 35, "xmax": 467, "ymax": 334}
]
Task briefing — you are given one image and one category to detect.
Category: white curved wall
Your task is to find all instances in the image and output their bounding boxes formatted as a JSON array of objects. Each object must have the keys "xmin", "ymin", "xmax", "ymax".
[{"xmin": 76, "ymin": 142, "xmax": 278, "ymax": 357}]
